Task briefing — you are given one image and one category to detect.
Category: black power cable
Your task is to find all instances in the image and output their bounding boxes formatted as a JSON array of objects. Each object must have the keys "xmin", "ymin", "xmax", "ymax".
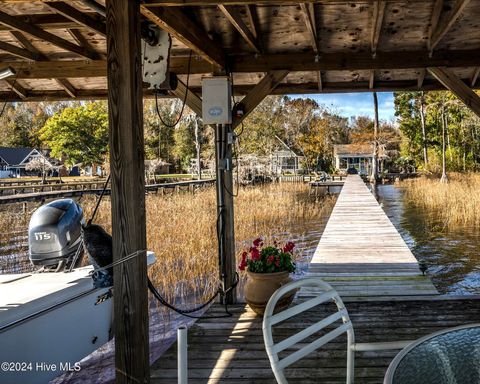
[{"xmin": 154, "ymin": 50, "xmax": 193, "ymax": 128}]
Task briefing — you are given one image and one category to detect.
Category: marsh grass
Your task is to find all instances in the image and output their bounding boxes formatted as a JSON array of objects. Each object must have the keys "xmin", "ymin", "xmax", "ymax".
[
  {"xmin": 0, "ymin": 184, "xmax": 334, "ymax": 305},
  {"xmin": 403, "ymin": 173, "xmax": 480, "ymax": 229}
]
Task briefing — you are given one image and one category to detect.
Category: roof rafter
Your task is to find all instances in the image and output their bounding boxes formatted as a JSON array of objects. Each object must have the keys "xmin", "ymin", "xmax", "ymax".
[
  {"xmin": 11, "ymin": 29, "xmax": 79, "ymax": 97},
  {"xmin": 418, "ymin": 69, "xmax": 426, "ymax": 89},
  {"xmin": 232, "ymin": 70, "xmax": 289, "ymax": 128},
  {"xmin": 245, "ymin": 5, "xmax": 259, "ymax": 39},
  {"xmin": 219, "ymin": 5, "xmax": 261, "ymax": 53},
  {"xmin": 300, "ymin": 3, "xmax": 319, "ymax": 54},
  {"xmin": 0, "ymin": 9, "xmax": 98, "ymax": 60},
  {"xmin": 68, "ymin": 28, "xmax": 104, "ymax": 60},
  {"xmin": 5, "ymin": 79, "xmax": 28, "ymax": 99},
  {"xmin": 429, "ymin": 0, "xmax": 471, "ymax": 53},
  {"xmin": 471, "ymin": 68, "xmax": 480, "ymax": 88},
  {"xmin": 371, "ymin": 0, "xmax": 386, "ymax": 57},
  {"xmin": 369, "ymin": 70, "xmax": 375, "ymax": 89},
  {"xmin": 141, "ymin": 5, "xmax": 225, "ymax": 68},
  {"xmin": 0, "ymin": 40, "xmax": 39, "ymax": 61},
  {"xmin": 45, "ymin": 2, "xmax": 106, "ymax": 37},
  {"xmin": 428, "ymin": 66, "xmax": 480, "ymax": 118},
  {"xmin": 170, "ymin": 78, "xmax": 202, "ymax": 116}
]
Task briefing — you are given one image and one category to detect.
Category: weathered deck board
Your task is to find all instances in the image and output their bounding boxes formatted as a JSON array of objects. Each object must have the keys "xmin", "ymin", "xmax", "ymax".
[
  {"xmin": 150, "ymin": 299, "xmax": 480, "ymax": 383},
  {"xmin": 307, "ymin": 175, "xmax": 438, "ymax": 297}
]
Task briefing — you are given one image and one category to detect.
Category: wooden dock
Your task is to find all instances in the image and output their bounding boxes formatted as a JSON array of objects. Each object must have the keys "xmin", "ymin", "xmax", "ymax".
[
  {"xmin": 0, "ymin": 179, "xmax": 215, "ymax": 205},
  {"xmin": 150, "ymin": 298, "xmax": 480, "ymax": 383},
  {"xmin": 307, "ymin": 174, "xmax": 438, "ymax": 298}
]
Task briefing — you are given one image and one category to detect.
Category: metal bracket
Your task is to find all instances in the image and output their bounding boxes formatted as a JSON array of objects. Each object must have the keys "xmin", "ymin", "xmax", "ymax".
[{"xmin": 142, "ymin": 25, "xmax": 172, "ymax": 90}]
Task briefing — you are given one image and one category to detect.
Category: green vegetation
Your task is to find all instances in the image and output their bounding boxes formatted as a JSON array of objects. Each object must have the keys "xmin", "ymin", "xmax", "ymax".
[{"xmin": 394, "ymin": 91, "xmax": 480, "ymax": 174}]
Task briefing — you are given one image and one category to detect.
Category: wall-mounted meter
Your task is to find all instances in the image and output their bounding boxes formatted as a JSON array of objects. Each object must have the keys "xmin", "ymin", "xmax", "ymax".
[{"xmin": 202, "ymin": 77, "xmax": 232, "ymax": 124}]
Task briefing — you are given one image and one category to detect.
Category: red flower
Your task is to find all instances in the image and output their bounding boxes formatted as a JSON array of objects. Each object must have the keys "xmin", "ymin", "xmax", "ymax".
[
  {"xmin": 283, "ymin": 241, "xmax": 295, "ymax": 253},
  {"xmin": 250, "ymin": 247, "xmax": 260, "ymax": 261},
  {"xmin": 238, "ymin": 251, "xmax": 248, "ymax": 271},
  {"xmin": 253, "ymin": 237, "xmax": 263, "ymax": 247},
  {"xmin": 267, "ymin": 255, "xmax": 275, "ymax": 265},
  {"xmin": 275, "ymin": 257, "xmax": 280, "ymax": 267}
]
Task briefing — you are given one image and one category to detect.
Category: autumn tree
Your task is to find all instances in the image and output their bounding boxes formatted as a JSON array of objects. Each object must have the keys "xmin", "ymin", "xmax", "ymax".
[{"xmin": 39, "ymin": 102, "xmax": 108, "ymax": 167}]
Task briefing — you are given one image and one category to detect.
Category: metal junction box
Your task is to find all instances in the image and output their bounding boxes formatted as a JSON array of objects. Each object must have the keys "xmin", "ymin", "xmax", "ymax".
[{"xmin": 202, "ymin": 77, "xmax": 232, "ymax": 124}]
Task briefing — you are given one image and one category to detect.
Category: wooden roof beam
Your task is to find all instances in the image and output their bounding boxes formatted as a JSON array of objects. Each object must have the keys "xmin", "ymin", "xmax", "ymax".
[
  {"xmin": 471, "ymin": 68, "xmax": 480, "ymax": 88},
  {"xmin": 245, "ymin": 5, "xmax": 259, "ymax": 40},
  {"xmin": 232, "ymin": 70, "xmax": 288, "ymax": 128},
  {"xmin": 10, "ymin": 30, "xmax": 48, "ymax": 60},
  {"xmin": 141, "ymin": 6, "xmax": 225, "ymax": 68},
  {"xmin": 0, "ymin": 40, "xmax": 39, "ymax": 61},
  {"xmin": 418, "ymin": 69, "xmax": 426, "ymax": 89},
  {"xmin": 5, "ymin": 79, "xmax": 28, "ymax": 99},
  {"xmin": 55, "ymin": 78, "xmax": 77, "ymax": 98},
  {"xmin": 81, "ymin": 0, "xmax": 106, "ymax": 17},
  {"xmin": 371, "ymin": 0, "xmax": 386, "ymax": 57},
  {"xmin": 429, "ymin": 0, "xmax": 471, "ymax": 53},
  {"xmin": 219, "ymin": 5, "xmax": 261, "ymax": 53},
  {"xmin": 300, "ymin": 3, "xmax": 319, "ymax": 55},
  {"xmin": 317, "ymin": 70, "xmax": 322, "ymax": 91},
  {"xmin": 46, "ymin": 2, "xmax": 106, "ymax": 37},
  {"xmin": 68, "ymin": 28, "xmax": 104, "ymax": 60},
  {"xmin": 169, "ymin": 78, "xmax": 202, "ymax": 116},
  {"xmin": 428, "ymin": 67, "xmax": 480, "ymax": 118},
  {"xmin": 369, "ymin": 70, "xmax": 375, "ymax": 89},
  {"xmin": 0, "ymin": 10, "xmax": 98, "ymax": 60}
]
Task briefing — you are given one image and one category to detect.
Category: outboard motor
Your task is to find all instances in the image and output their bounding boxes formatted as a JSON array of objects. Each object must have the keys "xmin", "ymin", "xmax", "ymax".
[{"xmin": 28, "ymin": 199, "xmax": 84, "ymax": 269}]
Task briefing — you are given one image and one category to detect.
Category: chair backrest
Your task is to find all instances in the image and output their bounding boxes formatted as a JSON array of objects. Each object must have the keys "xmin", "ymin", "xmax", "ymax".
[{"xmin": 262, "ymin": 278, "xmax": 355, "ymax": 384}]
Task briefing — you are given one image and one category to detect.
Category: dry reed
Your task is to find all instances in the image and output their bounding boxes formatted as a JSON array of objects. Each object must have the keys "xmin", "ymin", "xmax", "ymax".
[
  {"xmin": 0, "ymin": 184, "xmax": 334, "ymax": 305},
  {"xmin": 403, "ymin": 173, "xmax": 480, "ymax": 228}
]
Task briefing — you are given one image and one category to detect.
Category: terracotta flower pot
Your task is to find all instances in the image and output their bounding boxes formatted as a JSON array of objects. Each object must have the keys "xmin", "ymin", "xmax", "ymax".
[{"xmin": 244, "ymin": 270, "xmax": 295, "ymax": 316}]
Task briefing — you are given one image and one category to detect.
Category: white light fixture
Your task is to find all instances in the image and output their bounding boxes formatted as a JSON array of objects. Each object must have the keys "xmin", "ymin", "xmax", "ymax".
[{"xmin": 0, "ymin": 66, "xmax": 16, "ymax": 80}]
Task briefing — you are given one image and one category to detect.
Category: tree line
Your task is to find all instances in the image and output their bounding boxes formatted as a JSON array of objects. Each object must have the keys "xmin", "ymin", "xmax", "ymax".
[
  {"xmin": 394, "ymin": 91, "xmax": 480, "ymax": 177},
  {"xmin": 1, "ymin": 96, "xmax": 397, "ymax": 174}
]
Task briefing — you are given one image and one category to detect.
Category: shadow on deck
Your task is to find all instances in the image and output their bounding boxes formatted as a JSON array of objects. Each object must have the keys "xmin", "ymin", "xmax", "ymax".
[{"xmin": 151, "ymin": 297, "xmax": 480, "ymax": 383}]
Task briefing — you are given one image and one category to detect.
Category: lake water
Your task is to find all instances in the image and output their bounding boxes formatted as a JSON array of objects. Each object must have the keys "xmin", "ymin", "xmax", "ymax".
[{"xmin": 375, "ymin": 183, "xmax": 480, "ymax": 295}]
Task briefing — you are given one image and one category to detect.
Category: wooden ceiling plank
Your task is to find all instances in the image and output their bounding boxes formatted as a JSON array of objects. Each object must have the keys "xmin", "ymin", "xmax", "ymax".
[
  {"xmin": 232, "ymin": 70, "xmax": 289, "ymax": 128},
  {"xmin": 169, "ymin": 78, "xmax": 202, "ymax": 116},
  {"xmin": 418, "ymin": 69, "xmax": 426, "ymax": 89},
  {"xmin": 471, "ymin": 67, "xmax": 480, "ymax": 88},
  {"xmin": 5, "ymin": 79, "xmax": 28, "ymax": 99},
  {"xmin": 219, "ymin": 5, "xmax": 261, "ymax": 53},
  {"xmin": 430, "ymin": 0, "xmax": 471, "ymax": 52},
  {"xmin": 428, "ymin": 67, "xmax": 480, "ymax": 118},
  {"xmin": 300, "ymin": 2, "xmax": 319, "ymax": 54},
  {"xmin": 141, "ymin": 6, "xmax": 225, "ymax": 68},
  {"xmin": 371, "ymin": 0, "xmax": 386, "ymax": 57},
  {"xmin": 46, "ymin": 2, "xmax": 106, "ymax": 37},
  {"xmin": 0, "ymin": 10, "xmax": 98, "ymax": 60},
  {"xmin": 55, "ymin": 78, "xmax": 77, "ymax": 98},
  {"xmin": 0, "ymin": 40, "xmax": 38, "ymax": 61}
]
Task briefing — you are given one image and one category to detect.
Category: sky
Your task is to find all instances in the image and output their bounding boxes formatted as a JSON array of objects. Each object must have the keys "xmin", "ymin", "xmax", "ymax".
[{"xmin": 294, "ymin": 92, "xmax": 396, "ymax": 122}]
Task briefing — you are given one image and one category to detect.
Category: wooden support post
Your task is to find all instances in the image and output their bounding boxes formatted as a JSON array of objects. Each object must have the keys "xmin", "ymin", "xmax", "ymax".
[
  {"xmin": 106, "ymin": 1, "xmax": 149, "ymax": 383},
  {"xmin": 215, "ymin": 123, "xmax": 236, "ymax": 304}
]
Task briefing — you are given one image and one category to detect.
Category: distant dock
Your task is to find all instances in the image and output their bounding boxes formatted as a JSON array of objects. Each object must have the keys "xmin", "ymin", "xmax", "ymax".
[{"xmin": 306, "ymin": 174, "xmax": 438, "ymax": 298}]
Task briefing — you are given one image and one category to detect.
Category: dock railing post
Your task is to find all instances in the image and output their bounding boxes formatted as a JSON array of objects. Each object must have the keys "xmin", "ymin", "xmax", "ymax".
[{"xmin": 178, "ymin": 326, "xmax": 188, "ymax": 384}]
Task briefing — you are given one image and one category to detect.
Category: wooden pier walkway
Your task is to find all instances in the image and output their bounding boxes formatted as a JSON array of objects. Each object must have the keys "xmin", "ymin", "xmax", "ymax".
[{"xmin": 306, "ymin": 174, "xmax": 438, "ymax": 297}]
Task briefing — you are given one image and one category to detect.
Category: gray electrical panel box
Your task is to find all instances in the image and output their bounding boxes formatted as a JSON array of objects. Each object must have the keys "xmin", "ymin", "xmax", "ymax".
[{"xmin": 202, "ymin": 77, "xmax": 232, "ymax": 124}]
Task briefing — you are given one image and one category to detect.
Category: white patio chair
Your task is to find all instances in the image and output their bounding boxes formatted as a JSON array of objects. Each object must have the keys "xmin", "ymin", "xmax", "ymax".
[{"xmin": 262, "ymin": 277, "xmax": 413, "ymax": 384}]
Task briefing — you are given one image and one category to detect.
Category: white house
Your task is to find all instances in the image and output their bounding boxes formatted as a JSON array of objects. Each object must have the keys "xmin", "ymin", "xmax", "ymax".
[
  {"xmin": 0, "ymin": 147, "xmax": 53, "ymax": 178},
  {"xmin": 333, "ymin": 144, "xmax": 387, "ymax": 175}
]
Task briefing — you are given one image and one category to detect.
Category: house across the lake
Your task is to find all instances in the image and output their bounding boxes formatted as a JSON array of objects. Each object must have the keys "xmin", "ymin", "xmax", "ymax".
[
  {"xmin": 0, "ymin": 147, "xmax": 53, "ymax": 178},
  {"xmin": 333, "ymin": 143, "xmax": 387, "ymax": 176}
]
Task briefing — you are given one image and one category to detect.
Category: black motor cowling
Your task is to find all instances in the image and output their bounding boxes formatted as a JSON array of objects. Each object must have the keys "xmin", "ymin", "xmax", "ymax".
[{"xmin": 28, "ymin": 199, "xmax": 84, "ymax": 267}]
